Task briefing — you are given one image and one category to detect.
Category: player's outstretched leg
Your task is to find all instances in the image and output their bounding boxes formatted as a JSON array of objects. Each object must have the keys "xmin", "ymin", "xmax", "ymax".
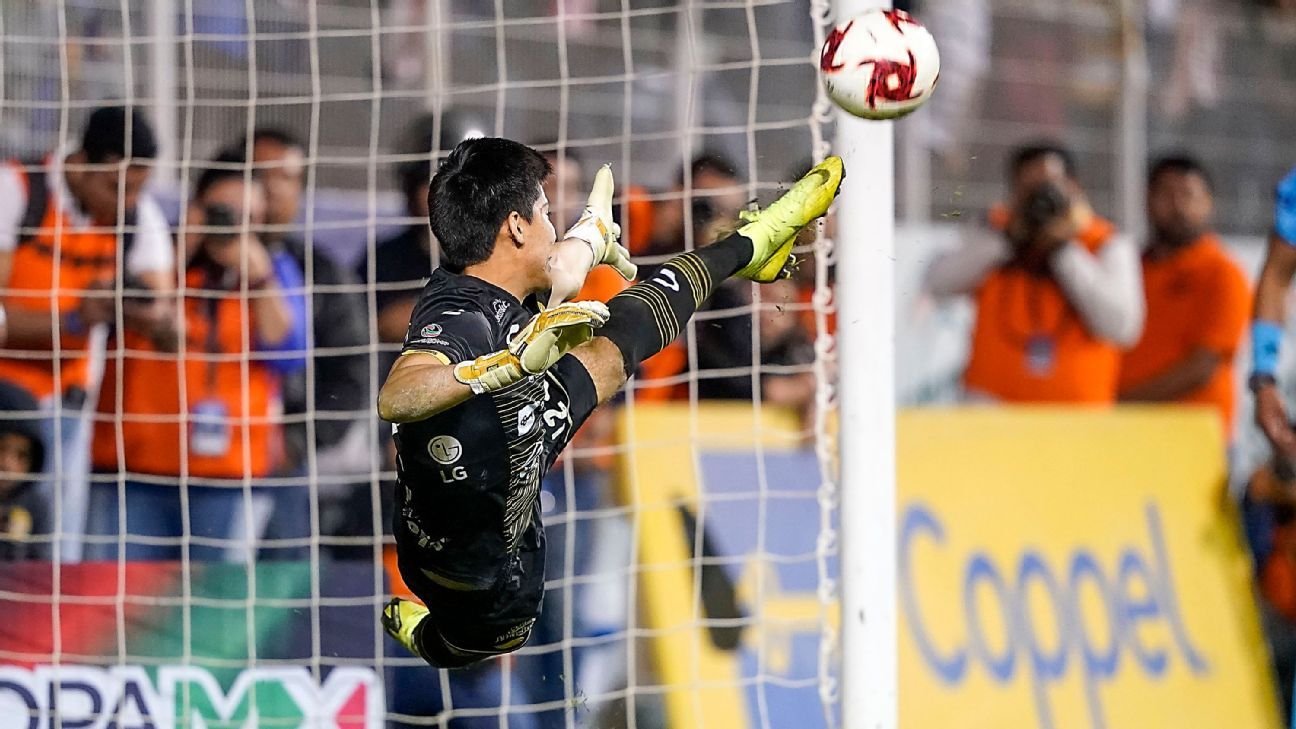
[
  {"xmin": 596, "ymin": 156, "xmax": 843, "ymax": 375},
  {"xmin": 736, "ymin": 155, "xmax": 844, "ymax": 283}
]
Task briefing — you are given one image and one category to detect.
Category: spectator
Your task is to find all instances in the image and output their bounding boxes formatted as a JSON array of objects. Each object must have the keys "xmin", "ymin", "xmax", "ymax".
[
  {"xmin": 0, "ymin": 106, "xmax": 174, "ymax": 560},
  {"xmin": 620, "ymin": 152, "xmax": 747, "ymax": 400},
  {"xmin": 924, "ymin": 143, "xmax": 1144, "ymax": 403},
  {"xmin": 696, "ymin": 278, "xmax": 816, "ymax": 417},
  {"xmin": 0, "ymin": 381, "xmax": 48, "ymax": 560},
  {"xmin": 87, "ymin": 159, "xmax": 307, "ymax": 561},
  {"xmin": 229, "ymin": 128, "xmax": 370, "ymax": 555},
  {"xmin": 1118, "ymin": 155, "xmax": 1249, "ymax": 437},
  {"xmin": 629, "ymin": 152, "xmax": 746, "ymax": 259}
]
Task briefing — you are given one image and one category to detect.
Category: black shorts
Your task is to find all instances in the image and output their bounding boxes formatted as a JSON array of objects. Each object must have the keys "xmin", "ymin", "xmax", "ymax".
[{"xmin": 397, "ymin": 509, "xmax": 547, "ymax": 657}]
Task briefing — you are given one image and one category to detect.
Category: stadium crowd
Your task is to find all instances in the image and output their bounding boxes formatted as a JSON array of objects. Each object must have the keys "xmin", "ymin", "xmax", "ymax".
[{"xmin": 4, "ymin": 103, "xmax": 1296, "ymax": 721}]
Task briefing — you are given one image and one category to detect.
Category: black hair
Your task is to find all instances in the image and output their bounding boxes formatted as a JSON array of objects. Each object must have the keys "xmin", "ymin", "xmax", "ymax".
[
  {"xmin": 250, "ymin": 126, "xmax": 304, "ymax": 151},
  {"xmin": 193, "ymin": 149, "xmax": 259, "ymax": 200},
  {"xmin": 1149, "ymin": 153, "xmax": 1214, "ymax": 193},
  {"xmin": 428, "ymin": 137, "xmax": 552, "ymax": 272},
  {"xmin": 1009, "ymin": 142, "xmax": 1076, "ymax": 180},
  {"xmin": 680, "ymin": 151, "xmax": 740, "ymax": 186},
  {"xmin": 81, "ymin": 106, "xmax": 158, "ymax": 163},
  {"xmin": 226, "ymin": 126, "xmax": 305, "ymax": 157}
]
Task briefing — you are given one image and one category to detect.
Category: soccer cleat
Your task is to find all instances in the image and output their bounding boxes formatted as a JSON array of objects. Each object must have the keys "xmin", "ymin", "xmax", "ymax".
[
  {"xmin": 735, "ymin": 156, "xmax": 844, "ymax": 283},
  {"xmin": 382, "ymin": 597, "xmax": 430, "ymax": 659}
]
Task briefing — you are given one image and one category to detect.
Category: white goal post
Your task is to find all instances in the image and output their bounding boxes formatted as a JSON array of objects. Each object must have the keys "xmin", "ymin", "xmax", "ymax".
[{"xmin": 831, "ymin": 0, "xmax": 899, "ymax": 727}]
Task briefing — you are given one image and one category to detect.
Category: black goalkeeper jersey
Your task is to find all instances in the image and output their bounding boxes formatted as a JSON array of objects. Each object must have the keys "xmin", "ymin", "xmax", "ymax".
[{"xmin": 392, "ymin": 268, "xmax": 599, "ymax": 590}]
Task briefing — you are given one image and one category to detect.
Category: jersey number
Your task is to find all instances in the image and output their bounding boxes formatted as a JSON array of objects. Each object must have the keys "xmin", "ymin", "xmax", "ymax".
[{"xmin": 652, "ymin": 268, "xmax": 680, "ymax": 292}]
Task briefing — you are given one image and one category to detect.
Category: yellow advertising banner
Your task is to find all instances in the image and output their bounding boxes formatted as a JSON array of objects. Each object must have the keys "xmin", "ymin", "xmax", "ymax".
[
  {"xmin": 899, "ymin": 407, "xmax": 1279, "ymax": 729},
  {"xmin": 617, "ymin": 405, "xmax": 1280, "ymax": 729}
]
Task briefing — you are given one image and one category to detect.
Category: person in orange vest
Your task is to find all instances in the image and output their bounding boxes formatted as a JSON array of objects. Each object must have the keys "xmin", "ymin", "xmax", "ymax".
[
  {"xmin": 87, "ymin": 158, "xmax": 307, "ymax": 561},
  {"xmin": 1118, "ymin": 156, "xmax": 1250, "ymax": 440},
  {"xmin": 924, "ymin": 143, "xmax": 1145, "ymax": 403},
  {"xmin": 0, "ymin": 106, "xmax": 175, "ymax": 561}
]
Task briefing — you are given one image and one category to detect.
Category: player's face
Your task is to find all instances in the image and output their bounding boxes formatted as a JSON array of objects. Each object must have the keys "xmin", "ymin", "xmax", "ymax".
[
  {"xmin": 1148, "ymin": 170, "xmax": 1213, "ymax": 246},
  {"xmin": 523, "ymin": 186, "xmax": 558, "ymax": 289}
]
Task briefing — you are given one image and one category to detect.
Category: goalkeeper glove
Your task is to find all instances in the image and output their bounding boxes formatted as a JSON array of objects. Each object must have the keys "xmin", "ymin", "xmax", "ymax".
[
  {"xmin": 563, "ymin": 164, "xmax": 637, "ymax": 281},
  {"xmin": 453, "ymin": 301, "xmax": 610, "ymax": 394}
]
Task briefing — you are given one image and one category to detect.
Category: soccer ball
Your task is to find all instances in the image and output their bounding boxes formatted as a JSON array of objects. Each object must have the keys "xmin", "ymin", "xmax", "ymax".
[{"xmin": 820, "ymin": 9, "xmax": 940, "ymax": 120}]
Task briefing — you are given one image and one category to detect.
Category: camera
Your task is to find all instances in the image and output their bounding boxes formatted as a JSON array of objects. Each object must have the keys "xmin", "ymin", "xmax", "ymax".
[
  {"xmin": 1019, "ymin": 181, "xmax": 1070, "ymax": 238},
  {"xmin": 202, "ymin": 203, "xmax": 240, "ymax": 244}
]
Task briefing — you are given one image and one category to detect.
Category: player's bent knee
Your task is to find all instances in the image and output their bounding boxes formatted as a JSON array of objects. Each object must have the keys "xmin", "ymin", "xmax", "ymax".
[
  {"xmin": 573, "ymin": 337, "xmax": 630, "ymax": 403},
  {"xmin": 418, "ymin": 617, "xmax": 536, "ymax": 669}
]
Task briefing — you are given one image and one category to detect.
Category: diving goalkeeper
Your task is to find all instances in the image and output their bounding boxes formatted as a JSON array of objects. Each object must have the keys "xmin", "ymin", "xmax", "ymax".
[{"xmin": 378, "ymin": 136, "xmax": 842, "ymax": 668}]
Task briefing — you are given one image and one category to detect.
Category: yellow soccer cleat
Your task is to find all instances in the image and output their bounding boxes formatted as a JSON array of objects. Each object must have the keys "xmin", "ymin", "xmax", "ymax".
[
  {"xmin": 382, "ymin": 597, "xmax": 431, "ymax": 659},
  {"xmin": 735, "ymin": 156, "xmax": 844, "ymax": 283}
]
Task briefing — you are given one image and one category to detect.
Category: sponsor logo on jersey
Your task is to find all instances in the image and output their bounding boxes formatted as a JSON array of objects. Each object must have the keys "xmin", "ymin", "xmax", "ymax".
[
  {"xmin": 517, "ymin": 404, "xmax": 538, "ymax": 436},
  {"xmin": 420, "ymin": 323, "xmax": 443, "ymax": 338},
  {"xmin": 493, "ymin": 299, "xmax": 511, "ymax": 323},
  {"xmin": 427, "ymin": 435, "xmax": 463, "ymax": 465}
]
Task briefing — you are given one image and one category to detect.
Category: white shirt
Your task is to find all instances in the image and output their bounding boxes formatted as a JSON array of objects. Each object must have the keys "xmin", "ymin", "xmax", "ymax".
[
  {"xmin": 924, "ymin": 224, "xmax": 1145, "ymax": 348},
  {"xmin": 0, "ymin": 158, "xmax": 173, "ymax": 277}
]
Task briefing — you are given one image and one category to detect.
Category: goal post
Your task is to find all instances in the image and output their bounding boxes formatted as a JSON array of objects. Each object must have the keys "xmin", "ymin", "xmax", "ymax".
[{"xmin": 831, "ymin": 1, "xmax": 900, "ymax": 727}]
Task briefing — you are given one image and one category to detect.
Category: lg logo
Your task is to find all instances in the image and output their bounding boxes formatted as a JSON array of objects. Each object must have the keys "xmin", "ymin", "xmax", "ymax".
[{"xmin": 428, "ymin": 435, "xmax": 468, "ymax": 484}]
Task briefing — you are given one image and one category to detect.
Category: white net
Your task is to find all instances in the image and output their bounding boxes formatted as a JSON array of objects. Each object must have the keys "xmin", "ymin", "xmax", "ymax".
[{"xmin": 0, "ymin": 1, "xmax": 840, "ymax": 728}]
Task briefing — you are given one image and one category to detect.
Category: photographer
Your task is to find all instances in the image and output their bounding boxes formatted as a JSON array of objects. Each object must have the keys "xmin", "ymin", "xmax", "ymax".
[
  {"xmin": 0, "ymin": 107, "xmax": 175, "ymax": 560},
  {"xmin": 924, "ymin": 143, "xmax": 1144, "ymax": 403},
  {"xmin": 88, "ymin": 160, "xmax": 307, "ymax": 561}
]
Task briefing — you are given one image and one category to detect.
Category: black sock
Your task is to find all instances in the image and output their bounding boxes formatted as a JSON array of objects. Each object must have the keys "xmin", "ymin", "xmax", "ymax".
[{"xmin": 600, "ymin": 232, "xmax": 753, "ymax": 375}]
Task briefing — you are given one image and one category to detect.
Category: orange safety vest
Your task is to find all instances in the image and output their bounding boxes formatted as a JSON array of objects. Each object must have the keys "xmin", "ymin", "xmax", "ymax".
[
  {"xmin": 92, "ymin": 265, "xmax": 284, "ymax": 479},
  {"xmin": 962, "ymin": 208, "xmax": 1121, "ymax": 404},
  {"xmin": 0, "ymin": 160, "xmax": 127, "ymax": 399}
]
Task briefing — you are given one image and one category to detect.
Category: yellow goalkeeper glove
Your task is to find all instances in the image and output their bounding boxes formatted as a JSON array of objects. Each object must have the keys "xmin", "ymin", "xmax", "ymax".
[
  {"xmin": 453, "ymin": 301, "xmax": 610, "ymax": 394},
  {"xmin": 563, "ymin": 164, "xmax": 637, "ymax": 281}
]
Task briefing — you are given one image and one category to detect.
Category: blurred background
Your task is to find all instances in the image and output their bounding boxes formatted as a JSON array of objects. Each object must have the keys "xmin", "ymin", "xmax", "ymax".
[{"xmin": 0, "ymin": 1, "xmax": 1294, "ymax": 728}]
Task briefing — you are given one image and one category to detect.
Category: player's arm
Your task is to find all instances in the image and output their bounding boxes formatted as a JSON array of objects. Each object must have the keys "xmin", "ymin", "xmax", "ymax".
[
  {"xmin": 377, "ymin": 301, "xmax": 610, "ymax": 423},
  {"xmin": 547, "ymin": 164, "xmax": 636, "ymax": 307},
  {"xmin": 1251, "ymin": 167, "xmax": 1296, "ymax": 453},
  {"xmin": 378, "ymin": 352, "xmax": 472, "ymax": 423}
]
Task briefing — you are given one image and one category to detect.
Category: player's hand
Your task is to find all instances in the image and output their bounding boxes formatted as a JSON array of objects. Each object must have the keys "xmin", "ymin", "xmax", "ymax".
[
  {"xmin": 510, "ymin": 301, "xmax": 610, "ymax": 374},
  {"xmin": 453, "ymin": 301, "xmax": 610, "ymax": 394},
  {"xmin": 1276, "ymin": 167, "xmax": 1296, "ymax": 245},
  {"xmin": 564, "ymin": 165, "xmax": 637, "ymax": 281},
  {"xmin": 1256, "ymin": 382, "xmax": 1296, "ymax": 457}
]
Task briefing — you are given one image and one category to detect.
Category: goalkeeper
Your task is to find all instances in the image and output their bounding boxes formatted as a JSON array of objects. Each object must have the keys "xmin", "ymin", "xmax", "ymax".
[{"xmin": 378, "ymin": 136, "xmax": 842, "ymax": 668}]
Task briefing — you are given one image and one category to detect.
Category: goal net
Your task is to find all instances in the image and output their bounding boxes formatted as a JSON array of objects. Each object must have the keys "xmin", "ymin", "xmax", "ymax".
[{"xmin": 0, "ymin": 1, "xmax": 842, "ymax": 727}]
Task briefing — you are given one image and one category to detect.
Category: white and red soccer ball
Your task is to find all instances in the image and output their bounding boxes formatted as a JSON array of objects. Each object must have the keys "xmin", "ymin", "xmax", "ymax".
[{"xmin": 820, "ymin": 9, "xmax": 940, "ymax": 120}]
